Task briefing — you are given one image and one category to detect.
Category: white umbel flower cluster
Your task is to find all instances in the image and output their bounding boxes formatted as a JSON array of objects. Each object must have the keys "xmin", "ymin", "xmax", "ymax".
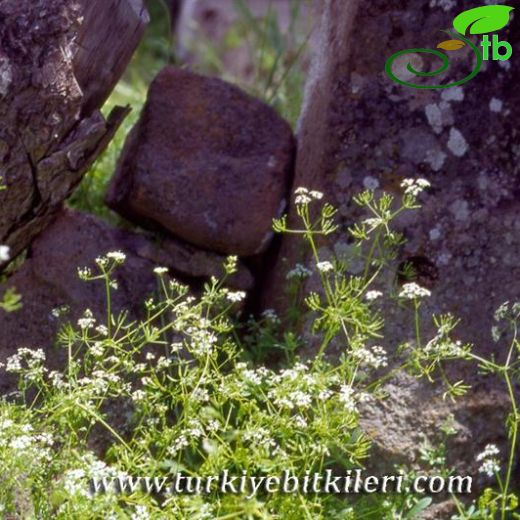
[
  {"xmin": 476, "ymin": 444, "xmax": 501, "ymax": 477},
  {"xmin": 400, "ymin": 178, "xmax": 431, "ymax": 197},
  {"xmin": 294, "ymin": 187, "xmax": 324, "ymax": 205},
  {"xmin": 338, "ymin": 385, "xmax": 357, "ymax": 412},
  {"xmin": 77, "ymin": 309, "xmax": 96, "ymax": 330},
  {"xmin": 316, "ymin": 261, "xmax": 334, "ymax": 273},
  {"xmin": 6, "ymin": 348, "xmax": 46, "ymax": 374},
  {"xmin": 352, "ymin": 345, "xmax": 388, "ymax": 369},
  {"xmin": 399, "ymin": 282, "xmax": 431, "ymax": 300},
  {"xmin": 0, "ymin": 245, "xmax": 10, "ymax": 262},
  {"xmin": 365, "ymin": 290, "xmax": 383, "ymax": 301},
  {"xmin": 106, "ymin": 251, "xmax": 126, "ymax": 263},
  {"xmin": 153, "ymin": 266, "xmax": 169, "ymax": 275},
  {"xmin": 226, "ymin": 291, "xmax": 246, "ymax": 303}
]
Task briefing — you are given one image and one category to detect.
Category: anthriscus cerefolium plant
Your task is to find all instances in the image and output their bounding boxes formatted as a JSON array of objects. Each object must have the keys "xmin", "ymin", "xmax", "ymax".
[{"xmin": 0, "ymin": 181, "xmax": 518, "ymax": 519}]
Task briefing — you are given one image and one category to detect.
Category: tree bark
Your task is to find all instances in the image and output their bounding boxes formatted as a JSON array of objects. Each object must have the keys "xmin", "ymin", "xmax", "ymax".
[{"xmin": 0, "ymin": 0, "xmax": 149, "ymax": 265}]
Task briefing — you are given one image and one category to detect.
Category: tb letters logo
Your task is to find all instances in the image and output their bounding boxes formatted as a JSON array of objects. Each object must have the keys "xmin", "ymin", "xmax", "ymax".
[{"xmin": 386, "ymin": 5, "xmax": 514, "ymax": 89}]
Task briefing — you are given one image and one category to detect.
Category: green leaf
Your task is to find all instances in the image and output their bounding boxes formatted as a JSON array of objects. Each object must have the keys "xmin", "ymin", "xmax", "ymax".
[
  {"xmin": 453, "ymin": 5, "xmax": 514, "ymax": 35},
  {"xmin": 406, "ymin": 497, "xmax": 433, "ymax": 519}
]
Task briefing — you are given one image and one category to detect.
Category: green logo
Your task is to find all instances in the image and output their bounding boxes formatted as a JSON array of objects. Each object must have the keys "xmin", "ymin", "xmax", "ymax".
[{"xmin": 385, "ymin": 5, "xmax": 514, "ymax": 89}]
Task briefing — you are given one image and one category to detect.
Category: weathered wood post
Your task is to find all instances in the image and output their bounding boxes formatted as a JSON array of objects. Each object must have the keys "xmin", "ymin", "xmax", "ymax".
[{"xmin": 0, "ymin": 0, "xmax": 148, "ymax": 265}]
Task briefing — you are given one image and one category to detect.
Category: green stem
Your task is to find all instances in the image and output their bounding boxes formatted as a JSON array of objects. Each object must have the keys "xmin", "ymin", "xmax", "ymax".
[
  {"xmin": 414, "ymin": 300, "xmax": 422, "ymax": 349},
  {"xmin": 500, "ymin": 325, "xmax": 519, "ymax": 519},
  {"xmin": 105, "ymin": 272, "xmax": 112, "ymax": 337},
  {"xmin": 76, "ymin": 402, "xmax": 132, "ymax": 451}
]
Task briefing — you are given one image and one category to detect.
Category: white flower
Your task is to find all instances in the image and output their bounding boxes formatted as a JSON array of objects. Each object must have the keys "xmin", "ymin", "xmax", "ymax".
[
  {"xmin": 226, "ymin": 291, "xmax": 246, "ymax": 303},
  {"xmin": 318, "ymin": 389, "xmax": 333, "ymax": 401},
  {"xmin": 399, "ymin": 282, "xmax": 431, "ymax": 300},
  {"xmin": 317, "ymin": 261, "xmax": 334, "ymax": 273},
  {"xmin": 185, "ymin": 420, "xmax": 204, "ymax": 440},
  {"xmin": 131, "ymin": 505, "xmax": 150, "ymax": 520},
  {"xmin": 241, "ymin": 369, "xmax": 263, "ymax": 385},
  {"xmin": 290, "ymin": 390, "xmax": 312, "ymax": 408},
  {"xmin": 243, "ymin": 427, "xmax": 277, "ymax": 450},
  {"xmin": 6, "ymin": 348, "xmax": 46, "ymax": 374},
  {"xmin": 295, "ymin": 193, "xmax": 312, "ymax": 205},
  {"xmin": 154, "ymin": 266, "xmax": 168, "ymax": 275},
  {"xmin": 479, "ymin": 459, "xmax": 500, "ymax": 477},
  {"xmin": 170, "ymin": 342, "xmax": 183, "ymax": 353},
  {"xmin": 63, "ymin": 468, "xmax": 88, "ymax": 497},
  {"xmin": 132, "ymin": 390, "xmax": 146, "ymax": 402},
  {"xmin": 476, "ymin": 444, "xmax": 500, "ymax": 461},
  {"xmin": 187, "ymin": 327, "xmax": 218, "ymax": 356},
  {"xmin": 400, "ymin": 178, "xmax": 431, "ymax": 197},
  {"xmin": 365, "ymin": 290, "xmax": 383, "ymax": 301},
  {"xmin": 191, "ymin": 387, "xmax": 210, "ymax": 402},
  {"xmin": 476, "ymin": 444, "xmax": 501, "ymax": 477},
  {"xmin": 51, "ymin": 305, "xmax": 69, "ymax": 318},
  {"xmin": 10, "ymin": 435, "xmax": 33, "ymax": 450},
  {"xmin": 78, "ymin": 309, "xmax": 96, "ymax": 330},
  {"xmin": 91, "ymin": 342, "xmax": 104, "ymax": 357},
  {"xmin": 95, "ymin": 325, "xmax": 108, "ymax": 337},
  {"xmin": 225, "ymin": 255, "xmax": 238, "ymax": 273},
  {"xmin": 95, "ymin": 256, "xmax": 109, "ymax": 268},
  {"xmin": 157, "ymin": 356, "xmax": 172, "ymax": 369},
  {"xmin": 0, "ymin": 245, "xmax": 10, "ymax": 262},
  {"xmin": 363, "ymin": 218, "xmax": 383, "ymax": 229},
  {"xmin": 352, "ymin": 345, "xmax": 388, "ymax": 369},
  {"xmin": 106, "ymin": 251, "xmax": 126, "ymax": 263},
  {"xmin": 168, "ymin": 435, "xmax": 189, "ymax": 456},
  {"xmin": 294, "ymin": 187, "xmax": 323, "ymax": 204},
  {"xmin": 424, "ymin": 335, "xmax": 465, "ymax": 357},
  {"xmin": 293, "ymin": 415, "xmax": 308, "ymax": 428},
  {"xmin": 6, "ymin": 355, "xmax": 21, "ymax": 372},
  {"xmin": 338, "ymin": 385, "xmax": 357, "ymax": 412},
  {"xmin": 77, "ymin": 267, "xmax": 92, "ymax": 280}
]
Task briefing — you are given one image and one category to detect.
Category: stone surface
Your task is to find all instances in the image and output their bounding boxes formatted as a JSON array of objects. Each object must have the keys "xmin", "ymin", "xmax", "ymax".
[
  {"xmin": 0, "ymin": 209, "xmax": 254, "ymax": 393},
  {"xmin": 106, "ymin": 66, "xmax": 295, "ymax": 257},
  {"xmin": 134, "ymin": 233, "xmax": 254, "ymax": 291},
  {"xmin": 360, "ymin": 373, "xmax": 510, "ymax": 481},
  {"xmin": 262, "ymin": 0, "xmax": 520, "ymax": 494},
  {"xmin": 0, "ymin": 0, "xmax": 148, "ymax": 266}
]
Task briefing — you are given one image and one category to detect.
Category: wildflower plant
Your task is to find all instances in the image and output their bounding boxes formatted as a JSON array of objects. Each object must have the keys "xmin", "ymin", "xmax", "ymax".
[
  {"xmin": 0, "ymin": 181, "xmax": 517, "ymax": 519},
  {"xmin": 449, "ymin": 302, "xmax": 520, "ymax": 519}
]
